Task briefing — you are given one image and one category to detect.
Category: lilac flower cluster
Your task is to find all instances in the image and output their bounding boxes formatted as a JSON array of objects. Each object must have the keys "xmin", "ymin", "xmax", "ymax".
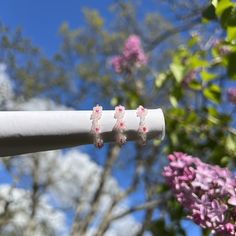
[
  {"xmin": 163, "ymin": 152, "xmax": 236, "ymax": 235},
  {"xmin": 110, "ymin": 35, "xmax": 148, "ymax": 73},
  {"xmin": 182, "ymin": 69, "xmax": 197, "ymax": 88},
  {"xmin": 227, "ymin": 88, "xmax": 236, "ymax": 104},
  {"xmin": 212, "ymin": 39, "xmax": 232, "ymax": 56}
]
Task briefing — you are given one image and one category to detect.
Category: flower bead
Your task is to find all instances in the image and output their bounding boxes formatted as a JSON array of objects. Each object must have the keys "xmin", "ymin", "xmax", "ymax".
[
  {"xmin": 95, "ymin": 136, "xmax": 104, "ymax": 149},
  {"xmin": 90, "ymin": 105, "xmax": 103, "ymax": 120},
  {"xmin": 138, "ymin": 124, "xmax": 149, "ymax": 133},
  {"xmin": 116, "ymin": 132, "xmax": 127, "ymax": 145},
  {"xmin": 136, "ymin": 105, "xmax": 148, "ymax": 119},
  {"xmin": 114, "ymin": 120, "xmax": 126, "ymax": 131},
  {"xmin": 91, "ymin": 123, "xmax": 101, "ymax": 134},
  {"xmin": 114, "ymin": 105, "xmax": 125, "ymax": 119}
]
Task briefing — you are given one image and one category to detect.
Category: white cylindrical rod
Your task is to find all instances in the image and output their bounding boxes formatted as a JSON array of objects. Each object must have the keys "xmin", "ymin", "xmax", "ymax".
[{"xmin": 0, "ymin": 108, "xmax": 165, "ymax": 157}]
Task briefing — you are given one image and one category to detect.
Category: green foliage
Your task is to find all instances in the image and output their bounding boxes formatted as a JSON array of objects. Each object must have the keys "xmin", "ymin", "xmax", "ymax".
[
  {"xmin": 227, "ymin": 52, "xmax": 236, "ymax": 80},
  {"xmin": 170, "ymin": 63, "xmax": 185, "ymax": 83},
  {"xmin": 200, "ymin": 70, "xmax": 216, "ymax": 82},
  {"xmin": 203, "ymin": 84, "xmax": 221, "ymax": 104},
  {"xmin": 202, "ymin": 4, "xmax": 217, "ymax": 21},
  {"xmin": 83, "ymin": 8, "xmax": 104, "ymax": 30},
  {"xmin": 147, "ymin": 2, "xmax": 236, "ymax": 233},
  {"xmin": 149, "ymin": 218, "xmax": 180, "ymax": 236},
  {"xmin": 203, "ymin": 0, "xmax": 236, "ymax": 28}
]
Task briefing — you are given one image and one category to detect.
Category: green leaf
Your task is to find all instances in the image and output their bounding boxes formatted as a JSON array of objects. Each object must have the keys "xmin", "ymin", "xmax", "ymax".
[
  {"xmin": 186, "ymin": 112, "xmax": 198, "ymax": 123},
  {"xmin": 208, "ymin": 107, "xmax": 218, "ymax": 117},
  {"xmin": 111, "ymin": 97, "xmax": 118, "ymax": 106},
  {"xmin": 227, "ymin": 26, "xmax": 236, "ymax": 41},
  {"xmin": 188, "ymin": 80, "xmax": 202, "ymax": 90},
  {"xmin": 216, "ymin": 0, "xmax": 235, "ymax": 17},
  {"xmin": 83, "ymin": 8, "xmax": 104, "ymax": 29},
  {"xmin": 227, "ymin": 8, "xmax": 236, "ymax": 26},
  {"xmin": 169, "ymin": 107, "xmax": 185, "ymax": 117},
  {"xmin": 187, "ymin": 36, "xmax": 200, "ymax": 48},
  {"xmin": 169, "ymin": 95, "xmax": 178, "ymax": 107},
  {"xmin": 227, "ymin": 52, "xmax": 236, "ymax": 79},
  {"xmin": 203, "ymin": 84, "xmax": 221, "ymax": 103},
  {"xmin": 208, "ymin": 115, "xmax": 220, "ymax": 124},
  {"xmin": 207, "ymin": 107, "xmax": 220, "ymax": 124},
  {"xmin": 221, "ymin": 7, "xmax": 236, "ymax": 27},
  {"xmin": 212, "ymin": 0, "xmax": 218, "ymax": 8},
  {"xmin": 201, "ymin": 70, "xmax": 217, "ymax": 82},
  {"xmin": 155, "ymin": 73, "xmax": 167, "ymax": 88},
  {"xmin": 170, "ymin": 63, "xmax": 185, "ymax": 83},
  {"xmin": 156, "ymin": 184, "xmax": 169, "ymax": 193},
  {"xmin": 189, "ymin": 54, "xmax": 209, "ymax": 68},
  {"xmin": 149, "ymin": 219, "xmax": 175, "ymax": 236},
  {"xmin": 202, "ymin": 4, "xmax": 217, "ymax": 21},
  {"xmin": 226, "ymin": 133, "xmax": 236, "ymax": 152}
]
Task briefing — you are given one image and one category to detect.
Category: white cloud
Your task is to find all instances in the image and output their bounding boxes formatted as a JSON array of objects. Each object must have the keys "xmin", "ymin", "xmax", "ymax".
[
  {"xmin": 0, "ymin": 184, "xmax": 68, "ymax": 236},
  {"xmin": 10, "ymin": 149, "xmax": 142, "ymax": 236},
  {"xmin": 14, "ymin": 97, "xmax": 71, "ymax": 110},
  {"xmin": 0, "ymin": 63, "xmax": 14, "ymax": 108}
]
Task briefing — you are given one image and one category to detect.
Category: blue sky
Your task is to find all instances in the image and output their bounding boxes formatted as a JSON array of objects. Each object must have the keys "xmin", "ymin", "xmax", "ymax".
[
  {"xmin": 0, "ymin": 1, "xmax": 202, "ymax": 235},
  {"xmin": 0, "ymin": 0, "xmax": 113, "ymax": 56}
]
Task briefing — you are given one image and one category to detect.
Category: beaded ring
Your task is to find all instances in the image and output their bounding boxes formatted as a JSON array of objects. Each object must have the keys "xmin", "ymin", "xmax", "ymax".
[
  {"xmin": 136, "ymin": 105, "xmax": 148, "ymax": 145},
  {"xmin": 90, "ymin": 105, "xmax": 103, "ymax": 148},
  {"xmin": 113, "ymin": 105, "xmax": 127, "ymax": 145}
]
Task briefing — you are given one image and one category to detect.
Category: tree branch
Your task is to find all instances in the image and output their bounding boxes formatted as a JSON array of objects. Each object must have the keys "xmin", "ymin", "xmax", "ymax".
[
  {"xmin": 111, "ymin": 199, "xmax": 162, "ymax": 222},
  {"xmin": 93, "ymin": 146, "xmax": 142, "ymax": 236},
  {"xmin": 70, "ymin": 144, "xmax": 120, "ymax": 236},
  {"xmin": 146, "ymin": 16, "xmax": 201, "ymax": 52}
]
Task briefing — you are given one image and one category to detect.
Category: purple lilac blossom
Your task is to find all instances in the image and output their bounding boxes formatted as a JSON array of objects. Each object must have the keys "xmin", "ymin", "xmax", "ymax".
[
  {"xmin": 227, "ymin": 88, "xmax": 236, "ymax": 104},
  {"xmin": 219, "ymin": 45, "xmax": 231, "ymax": 56},
  {"xmin": 163, "ymin": 152, "xmax": 236, "ymax": 235},
  {"xmin": 110, "ymin": 56, "xmax": 124, "ymax": 74},
  {"xmin": 182, "ymin": 70, "xmax": 197, "ymax": 87},
  {"xmin": 212, "ymin": 39, "xmax": 231, "ymax": 56},
  {"xmin": 110, "ymin": 35, "xmax": 148, "ymax": 73}
]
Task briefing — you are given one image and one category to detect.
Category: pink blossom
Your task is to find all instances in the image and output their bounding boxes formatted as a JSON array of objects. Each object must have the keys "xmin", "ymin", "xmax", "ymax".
[
  {"xmin": 94, "ymin": 126, "xmax": 101, "ymax": 134},
  {"xmin": 227, "ymin": 88, "xmax": 236, "ymax": 104},
  {"xmin": 138, "ymin": 124, "xmax": 148, "ymax": 133},
  {"xmin": 163, "ymin": 152, "xmax": 236, "ymax": 235},
  {"xmin": 136, "ymin": 105, "xmax": 148, "ymax": 118},
  {"xmin": 225, "ymin": 223, "xmax": 235, "ymax": 235},
  {"xmin": 228, "ymin": 196, "xmax": 236, "ymax": 206},
  {"xmin": 114, "ymin": 105, "xmax": 125, "ymax": 119},
  {"xmin": 123, "ymin": 35, "xmax": 148, "ymax": 65},
  {"xmin": 110, "ymin": 56, "xmax": 124, "ymax": 73},
  {"xmin": 110, "ymin": 35, "xmax": 148, "ymax": 74},
  {"xmin": 219, "ymin": 45, "xmax": 231, "ymax": 56},
  {"xmin": 91, "ymin": 105, "xmax": 103, "ymax": 120},
  {"xmin": 182, "ymin": 70, "xmax": 197, "ymax": 87},
  {"xmin": 91, "ymin": 123, "xmax": 101, "ymax": 134},
  {"xmin": 114, "ymin": 120, "xmax": 126, "ymax": 131}
]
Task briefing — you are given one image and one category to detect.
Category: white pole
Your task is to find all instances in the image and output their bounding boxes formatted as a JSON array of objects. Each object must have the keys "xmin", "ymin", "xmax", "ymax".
[{"xmin": 0, "ymin": 108, "xmax": 165, "ymax": 157}]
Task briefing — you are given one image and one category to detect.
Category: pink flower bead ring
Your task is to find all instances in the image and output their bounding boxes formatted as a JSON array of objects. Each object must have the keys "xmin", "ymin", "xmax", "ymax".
[
  {"xmin": 90, "ymin": 105, "xmax": 104, "ymax": 148},
  {"xmin": 113, "ymin": 105, "xmax": 127, "ymax": 145},
  {"xmin": 136, "ymin": 105, "xmax": 148, "ymax": 145}
]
